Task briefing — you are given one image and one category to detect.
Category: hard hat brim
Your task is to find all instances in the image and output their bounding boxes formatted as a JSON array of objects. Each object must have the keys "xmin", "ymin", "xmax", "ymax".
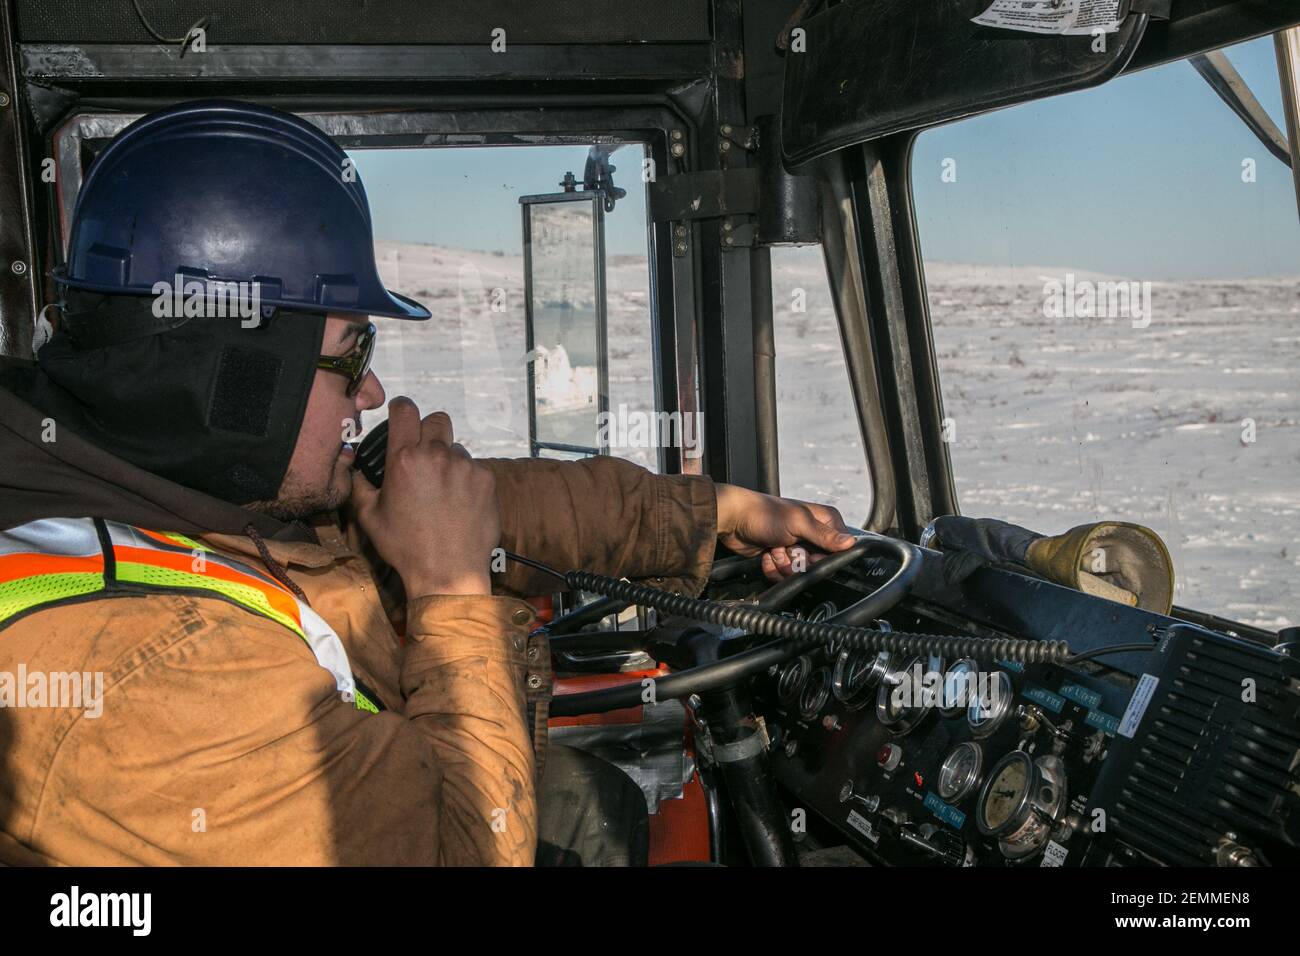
[{"xmin": 51, "ymin": 267, "xmax": 432, "ymax": 322}]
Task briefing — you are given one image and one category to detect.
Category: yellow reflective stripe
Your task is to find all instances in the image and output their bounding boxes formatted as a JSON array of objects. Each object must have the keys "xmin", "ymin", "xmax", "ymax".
[
  {"xmin": 0, "ymin": 571, "xmax": 105, "ymax": 624},
  {"xmin": 162, "ymin": 531, "xmax": 209, "ymax": 552},
  {"xmin": 354, "ymin": 687, "xmax": 380, "ymax": 714},
  {"xmin": 116, "ymin": 560, "xmax": 305, "ymax": 639}
]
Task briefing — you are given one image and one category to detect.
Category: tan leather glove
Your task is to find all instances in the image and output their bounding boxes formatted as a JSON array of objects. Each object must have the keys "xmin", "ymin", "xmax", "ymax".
[{"xmin": 1024, "ymin": 521, "xmax": 1174, "ymax": 614}]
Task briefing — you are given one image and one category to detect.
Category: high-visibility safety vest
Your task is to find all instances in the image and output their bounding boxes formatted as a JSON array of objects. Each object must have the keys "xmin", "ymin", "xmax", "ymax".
[{"xmin": 0, "ymin": 517, "xmax": 380, "ymax": 713}]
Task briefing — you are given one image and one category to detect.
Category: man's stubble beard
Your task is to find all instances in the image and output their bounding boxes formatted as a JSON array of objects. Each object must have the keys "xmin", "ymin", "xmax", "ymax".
[{"xmin": 245, "ymin": 464, "xmax": 352, "ymax": 522}]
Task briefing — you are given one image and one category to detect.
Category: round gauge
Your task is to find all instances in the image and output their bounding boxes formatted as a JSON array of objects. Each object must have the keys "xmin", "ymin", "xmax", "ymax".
[
  {"xmin": 976, "ymin": 752, "xmax": 1068, "ymax": 860},
  {"xmin": 799, "ymin": 667, "xmax": 832, "ymax": 721},
  {"xmin": 832, "ymin": 649, "xmax": 889, "ymax": 710},
  {"xmin": 807, "ymin": 603, "xmax": 840, "ymax": 657},
  {"xmin": 875, "ymin": 655, "xmax": 932, "ymax": 735},
  {"xmin": 967, "ymin": 670, "xmax": 1014, "ymax": 738},
  {"xmin": 977, "ymin": 751, "xmax": 1032, "ymax": 835},
  {"xmin": 938, "ymin": 741, "xmax": 984, "ymax": 803},
  {"xmin": 776, "ymin": 655, "xmax": 811, "ymax": 707},
  {"xmin": 939, "ymin": 658, "xmax": 979, "ymax": 717}
]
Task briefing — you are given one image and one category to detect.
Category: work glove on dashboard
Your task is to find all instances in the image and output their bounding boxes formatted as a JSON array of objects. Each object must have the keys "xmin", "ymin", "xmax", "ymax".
[
  {"xmin": 927, "ymin": 516, "xmax": 1175, "ymax": 614},
  {"xmin": 1024, "ymin": 521, "xmax": 1174, "ymax": 615}
]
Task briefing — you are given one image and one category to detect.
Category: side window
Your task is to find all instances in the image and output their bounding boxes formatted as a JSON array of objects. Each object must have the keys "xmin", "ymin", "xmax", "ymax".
[
  {"xmin": 771, "ymin": 246, "xmax": 872, "ymax": 526},
  {"xmin": 911, "ymin": 37, "xmax": 1300, "ymax": 626},
  {"xmin": 350, "ymin": 143, "xmax": 661, "ymax": 471}
]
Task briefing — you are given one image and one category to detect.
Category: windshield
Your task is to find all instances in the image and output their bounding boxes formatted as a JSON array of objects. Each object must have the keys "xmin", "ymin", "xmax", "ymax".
[{"xmin": 910, "ymin": 36, "xmax": 1299, "ymax": 629}]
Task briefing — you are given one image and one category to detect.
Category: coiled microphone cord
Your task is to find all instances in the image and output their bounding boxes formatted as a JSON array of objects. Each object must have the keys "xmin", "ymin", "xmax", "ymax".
[{"xmin": 507, "ymin": 551, "xmax": 1070, "ymax": 665}]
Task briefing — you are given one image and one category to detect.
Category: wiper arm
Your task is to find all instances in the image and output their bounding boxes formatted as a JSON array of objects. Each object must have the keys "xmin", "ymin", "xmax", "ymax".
[{"xmin": 1190, "ymin": 48, "xmax": 1292, "ymax": 168}]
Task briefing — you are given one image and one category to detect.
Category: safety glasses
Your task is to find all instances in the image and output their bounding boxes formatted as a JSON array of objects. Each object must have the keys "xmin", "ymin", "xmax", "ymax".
[{"xmin": 315, "ymin": 322, "xmax": 377, "ymax": 397}]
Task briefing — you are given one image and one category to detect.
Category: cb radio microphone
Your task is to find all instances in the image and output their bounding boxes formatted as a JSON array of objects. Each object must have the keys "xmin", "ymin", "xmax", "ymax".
[{"xmin": 354, "ymin": 419, "xmax": 389, "ymax": 488}]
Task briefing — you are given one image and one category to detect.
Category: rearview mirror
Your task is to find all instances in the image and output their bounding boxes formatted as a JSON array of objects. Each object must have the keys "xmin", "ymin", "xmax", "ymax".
[{"xmin": 519, "ymin": 190, "xmax": 610, "ymax": 458}]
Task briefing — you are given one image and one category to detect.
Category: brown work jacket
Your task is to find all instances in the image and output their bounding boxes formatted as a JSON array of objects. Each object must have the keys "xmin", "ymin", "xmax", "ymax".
[{"xmin": 0, "ymin": 435, "xmax": 717, "ymax": 865}]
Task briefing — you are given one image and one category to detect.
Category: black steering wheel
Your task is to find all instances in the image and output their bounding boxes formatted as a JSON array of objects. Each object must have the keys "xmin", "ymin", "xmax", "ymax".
[{"xmin": 548, "ymin": 532, "xmax": 921, "ymax": 716}]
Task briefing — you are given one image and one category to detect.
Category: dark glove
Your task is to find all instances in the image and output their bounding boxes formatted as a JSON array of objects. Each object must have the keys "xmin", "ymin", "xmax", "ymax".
[{"xmin": 928, "ymin": 516, "xmax": 1040, "ymax": 586}]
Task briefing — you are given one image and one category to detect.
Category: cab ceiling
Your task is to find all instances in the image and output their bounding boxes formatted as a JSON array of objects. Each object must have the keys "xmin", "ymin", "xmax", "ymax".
[{"xmin": 16, "ymin": 0, "xmax": 711, "ymax": 45}]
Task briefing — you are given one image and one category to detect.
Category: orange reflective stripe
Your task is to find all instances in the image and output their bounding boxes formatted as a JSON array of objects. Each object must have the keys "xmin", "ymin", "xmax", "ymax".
[
  {"xmin": 0, "ymin": 534, "xmax": 295, "ymax": 629},
  {"xmin": 136, "ymin": 529, "xmax": 170, "ymax": 544},
  {"xmin": 136, "ymin": 528, "xmax": 185, "ymax": 548},
  {"xmin": 113, "ymin": 544, "xmax": 302, "ymax": 629},
  {"xmin": 0, "ymin": 551, "xmax": 105, "ymax": 580}
]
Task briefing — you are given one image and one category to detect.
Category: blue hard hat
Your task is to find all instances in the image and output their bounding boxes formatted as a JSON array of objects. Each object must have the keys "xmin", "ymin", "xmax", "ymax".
[{"xmin": 52, "ymin": 99, "xmax": 430, "ymax": 321}]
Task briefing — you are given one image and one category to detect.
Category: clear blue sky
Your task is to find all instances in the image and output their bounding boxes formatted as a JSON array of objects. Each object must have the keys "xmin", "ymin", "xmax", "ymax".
[
  {"xmin": 349, "ymin": 144, "xmax": 652, "ymax": 258},
  {"xmin": 912, "ymin": 36, "xmax": 1300, "ymax": 279},
  {"xmin": 350, "ymin": 35, "xmax": 1298, "ymax": 280}
]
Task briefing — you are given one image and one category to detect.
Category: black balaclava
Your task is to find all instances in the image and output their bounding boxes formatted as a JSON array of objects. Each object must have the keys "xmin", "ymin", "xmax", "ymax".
[{"xmin": 21, "ymin": 289, "xmax": 326, "ymax": 505}]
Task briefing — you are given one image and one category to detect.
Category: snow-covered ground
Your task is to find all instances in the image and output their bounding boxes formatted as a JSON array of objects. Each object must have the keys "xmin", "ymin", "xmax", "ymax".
[
  {"xmin": 370, "ymin": 240, "xmax": 1299, "ymax": 629},
  {"xmin": 932, "ymin": 262, "xmax": 1299, "ymax": 630}
]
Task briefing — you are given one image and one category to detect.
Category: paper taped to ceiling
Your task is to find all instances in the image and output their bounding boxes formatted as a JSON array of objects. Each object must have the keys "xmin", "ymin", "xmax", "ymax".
[{"xmin": 972, "ymin": 0, "xmax": 1124, "ymax": 36}]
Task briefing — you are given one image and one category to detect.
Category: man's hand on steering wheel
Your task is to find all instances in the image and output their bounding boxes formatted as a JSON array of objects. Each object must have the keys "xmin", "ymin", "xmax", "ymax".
[{"xmin": 714, "ymin": 484, "xmax": 859, "ymax": 582}]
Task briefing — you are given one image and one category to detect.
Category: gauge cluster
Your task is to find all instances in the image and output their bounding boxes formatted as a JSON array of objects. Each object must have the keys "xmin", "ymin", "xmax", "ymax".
[
  {"xmin": 759, "ymin": 631, "xmax": 1127, "ymax": 866},
  {"xmin": 753, "ymin": 575, "xmax": 1300, "ymax": 869}
]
